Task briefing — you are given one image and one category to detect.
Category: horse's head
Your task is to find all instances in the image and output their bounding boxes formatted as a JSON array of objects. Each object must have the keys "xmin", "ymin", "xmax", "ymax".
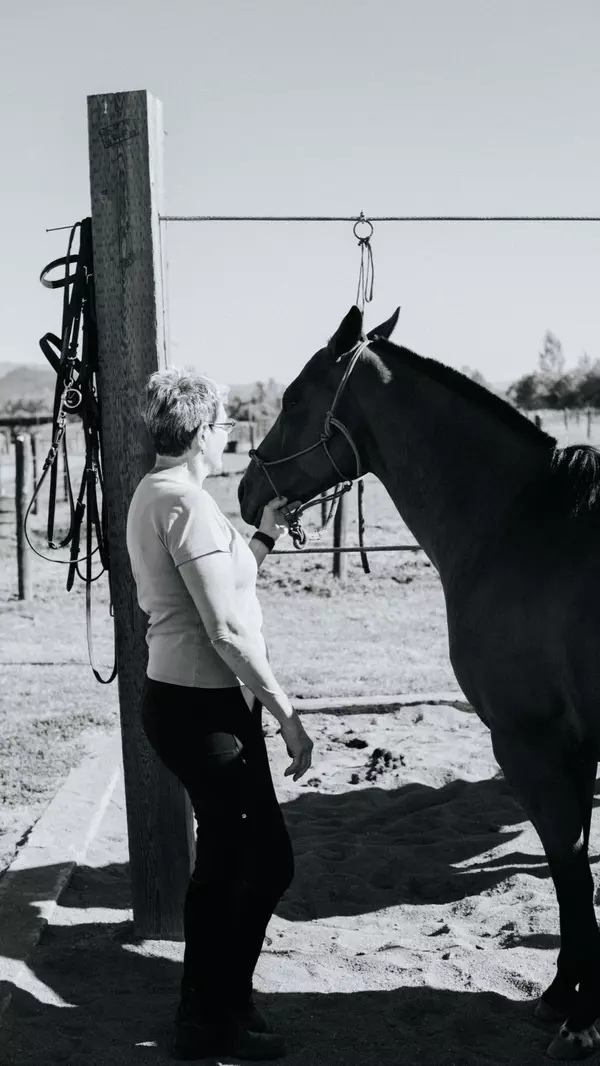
[{"xmin": 238, "ymin": 305, "xmax": 400, "ymax": 528}]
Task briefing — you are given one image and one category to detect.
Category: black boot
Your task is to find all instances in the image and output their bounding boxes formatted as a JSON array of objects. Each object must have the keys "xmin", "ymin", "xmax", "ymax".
[
  {"xmin": 173, "ymin": 998, "xmax": 284, "ymax": 1061},
  {"xmin": 172, "ymin": 1018, "xmax": 285, "ymax": 1061},
  {"xmin": 243, "ymin": 997, "xmax": 271, "ymax": 1033}
]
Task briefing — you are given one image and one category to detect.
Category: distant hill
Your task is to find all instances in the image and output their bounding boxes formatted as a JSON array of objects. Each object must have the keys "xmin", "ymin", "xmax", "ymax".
[
  {"xmin": 0, "ymin": 362, "xmax": 23, "ymax": 379},
  {"xmin": 0, "ymin": 362, "xmax": 509, "ymax": 414},
  {"xmin": 0, "ymin": 365, "xmax": 56, "ymax": 412},
  {"xmin": 0, "ymin": 365, "xmax": 286, "ymax": 413}
]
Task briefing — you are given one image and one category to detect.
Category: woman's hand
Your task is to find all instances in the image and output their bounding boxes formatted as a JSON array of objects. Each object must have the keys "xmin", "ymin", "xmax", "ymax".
[
  {"xmin": 279, "ymin": 711, "xmax": 314, "ymax": 782},
  {"xmin": 259, "ymin": 497, "xmax": 301, "ymax": 542}
]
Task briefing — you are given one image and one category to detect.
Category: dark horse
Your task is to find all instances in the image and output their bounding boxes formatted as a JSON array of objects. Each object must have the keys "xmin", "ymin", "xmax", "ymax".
[{"xmin": 238, "ymin": 306, "xmax": 600, "ymax": 1060}]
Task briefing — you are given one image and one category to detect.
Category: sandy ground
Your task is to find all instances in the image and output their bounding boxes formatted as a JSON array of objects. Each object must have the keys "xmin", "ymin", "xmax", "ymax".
[{"xmin": 3, "ymin": 702, "xmax": 597, "ymax": 1066}]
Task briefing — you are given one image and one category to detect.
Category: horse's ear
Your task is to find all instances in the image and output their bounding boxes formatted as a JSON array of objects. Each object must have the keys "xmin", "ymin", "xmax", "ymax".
[
  {"xmin": 326, "ymin": 306, "xmax": 364, "ymax": 361},
  {"xmin": 367, "ymin": 307, "xmax": 401, "ymax": 341}
]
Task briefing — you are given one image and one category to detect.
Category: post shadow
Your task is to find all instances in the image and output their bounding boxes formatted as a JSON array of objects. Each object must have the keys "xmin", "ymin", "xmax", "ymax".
[{"xmin": 2, "ymin": 770, "xmax": 596, "ymax": 1064}]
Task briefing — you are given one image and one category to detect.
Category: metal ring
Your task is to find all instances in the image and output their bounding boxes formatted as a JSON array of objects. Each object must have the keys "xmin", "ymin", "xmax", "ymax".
[
  {"xmin": 64, "ymin": 388, "xmax": 82, "ymax": 411},
  {"xmin": 291, "ymin": 526, "xmax": 307, "ymax": 548},
  {"xmin": 353, "ymin": 217, "xmax": 374, "ymax": 241}
]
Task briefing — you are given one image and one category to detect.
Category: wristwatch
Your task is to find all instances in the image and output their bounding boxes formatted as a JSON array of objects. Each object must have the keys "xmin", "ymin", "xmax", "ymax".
[{"xmin": 251, "ymin": 531, "xmax": 275, "ymax": 552}]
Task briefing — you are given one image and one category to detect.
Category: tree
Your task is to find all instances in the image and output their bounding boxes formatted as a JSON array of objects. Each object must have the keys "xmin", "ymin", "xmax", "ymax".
[
  {"xmin": 506, "ymin": 336, "xmax": 600, "ymax": 415},
  {"xmin": 538, "ymin": 331, "xmax": 565, "ymax": 377},
  {"xmin": 506, "ymin": 373, "xmax": 547, "ymax": 410},
  {"xmin": 576, "ymin": 351, "xmax": 593, "ymax": 379},
  {"xmin": 227, "ymin": 379, "xmax": 284, "ymax": 422},
  {"xmin": 0, "ymin": 397, "xmax": 51, "ymax": 418},
  {"xmin": 577, "ymin": 371, "xmax": 600, "ymax": 409},
  {"xmin": 460, "ymin": 366, "xmax": 488, "ymax": 387},
  {"xmin": 543, "ymin": 373, "xmax": 578, "ymax": 411}
]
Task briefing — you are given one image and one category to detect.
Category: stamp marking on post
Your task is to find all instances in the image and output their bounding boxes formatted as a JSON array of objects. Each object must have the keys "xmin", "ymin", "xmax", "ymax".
[{"xmin": 100, "ymin": 121, "xmax": 139, "ymax": 149}]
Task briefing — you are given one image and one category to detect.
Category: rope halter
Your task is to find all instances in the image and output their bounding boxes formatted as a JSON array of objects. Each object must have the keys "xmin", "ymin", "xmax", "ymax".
[{"xmin": 248, "ymin": 339, "xmax": 371, "ymax": 549}]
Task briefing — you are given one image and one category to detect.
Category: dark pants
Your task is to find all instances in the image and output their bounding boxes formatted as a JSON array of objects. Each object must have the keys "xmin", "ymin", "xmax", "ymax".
[{"xmin": 141, "ymin": 678, "xmax": 294, "ymax": 1016}]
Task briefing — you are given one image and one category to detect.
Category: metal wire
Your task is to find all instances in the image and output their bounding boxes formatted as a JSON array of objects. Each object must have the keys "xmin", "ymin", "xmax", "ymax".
[
  {"xmin": 48, "ymin": 214, "xmax": 600, "ymax": 233},
  {"xmin": 272, "ymin": 544, "xmax": 422, "ymax": 555},
  {"xmin": 159, "ymin": 214, "xmax": 600, "ymax": 223}
]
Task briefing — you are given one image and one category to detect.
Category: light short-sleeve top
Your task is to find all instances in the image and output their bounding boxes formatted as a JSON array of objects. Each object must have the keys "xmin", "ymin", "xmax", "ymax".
[{"xmin": 126, "ymin": 467, "xmax": 264, "ymax": 688}]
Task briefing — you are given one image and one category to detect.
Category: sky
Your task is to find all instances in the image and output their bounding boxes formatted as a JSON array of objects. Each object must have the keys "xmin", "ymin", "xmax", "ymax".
[{"xmin": 1, "ymin": 0, "xmax": 599, "ymax": 386}]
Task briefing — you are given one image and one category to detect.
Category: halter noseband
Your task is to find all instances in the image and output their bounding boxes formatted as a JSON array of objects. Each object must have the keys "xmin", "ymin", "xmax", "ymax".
[{"xmin": 248, "ymin": 339, "xmax": 370, "ymax": 547}]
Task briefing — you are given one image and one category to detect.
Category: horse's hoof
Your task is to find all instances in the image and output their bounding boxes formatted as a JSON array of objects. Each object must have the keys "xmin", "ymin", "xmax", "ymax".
[
  {"xmin": 547, "ymin": 1024, "xmax": 600, "ymax": 1060},
  {"xmin": 536, "ymin": 999, "xmax": 570, "ymax": 1024}
]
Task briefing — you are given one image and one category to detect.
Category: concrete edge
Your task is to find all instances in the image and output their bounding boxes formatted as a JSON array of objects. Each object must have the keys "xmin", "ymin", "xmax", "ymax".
[
  {"xmin": 292, "ymin": 690, "xmax": 473, "ymax": 714},
  {"xmin": 0, "ymin": 730, "xmax": 122, "ymax": 1024}
]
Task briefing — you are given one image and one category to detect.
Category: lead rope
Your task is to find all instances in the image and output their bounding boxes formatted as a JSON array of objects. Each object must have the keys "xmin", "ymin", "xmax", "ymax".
[
  {"xmin": 354, "ymin": 214, "xmax": 375, "ymax": 314},
  {"xmin": 357, "ymin": 479, "xmax": 370, "ymax": 574},
  {"xmin": 352, "ymin": 219, "xmax": 374, "ymax": 574}
]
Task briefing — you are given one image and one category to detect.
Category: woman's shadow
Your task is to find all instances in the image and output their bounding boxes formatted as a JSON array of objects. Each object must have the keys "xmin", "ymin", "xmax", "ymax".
[
  {"xmin": 1, "ymin": 772, "xmax": 589, "ymax": 1063},
  {"xmin": 0, "ymin": 885, "xmax": 562, "ymax": 1066}
]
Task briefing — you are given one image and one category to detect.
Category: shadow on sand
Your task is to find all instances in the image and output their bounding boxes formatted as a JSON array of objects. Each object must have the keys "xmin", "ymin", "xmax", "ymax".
[{"xmin": 1, "ymin": 772, "xmax": 596, "ymax": 1065}]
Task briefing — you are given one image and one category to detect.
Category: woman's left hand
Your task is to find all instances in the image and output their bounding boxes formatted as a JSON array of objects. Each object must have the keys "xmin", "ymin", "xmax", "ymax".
[{"xmin": 259, "ymin": 497, "xmax": 301, "ymax": 542}]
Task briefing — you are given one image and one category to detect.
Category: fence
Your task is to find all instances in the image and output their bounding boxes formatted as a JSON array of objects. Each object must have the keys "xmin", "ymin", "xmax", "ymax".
[
  {"xmin": 30, "ymin": 87, "xmax": 600, "ymax": 940},
  {"xmin": 0, "ymin": 417, "xmax": 62, "ymax": 600}
]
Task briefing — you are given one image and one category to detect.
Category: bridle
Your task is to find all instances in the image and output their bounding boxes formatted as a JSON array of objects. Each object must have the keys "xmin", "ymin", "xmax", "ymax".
[
  {"xmin": 248, "ymin": 338, "xmax": 371, "ymax": 552},
  {"xmin": 26, "ymin": 218, "xmax": 117, "ymax": 684}
]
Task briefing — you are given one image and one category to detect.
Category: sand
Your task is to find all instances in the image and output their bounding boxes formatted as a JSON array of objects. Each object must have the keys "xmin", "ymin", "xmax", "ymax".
[{"xmin": 2, "ymin": 703, "xmax": 597, "ymax": 1065}]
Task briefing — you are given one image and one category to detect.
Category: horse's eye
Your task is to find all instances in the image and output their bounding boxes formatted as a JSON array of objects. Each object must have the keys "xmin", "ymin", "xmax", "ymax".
[{"xmin": 282, "ymin": 398, "xmax": 297, "ymax": 411}]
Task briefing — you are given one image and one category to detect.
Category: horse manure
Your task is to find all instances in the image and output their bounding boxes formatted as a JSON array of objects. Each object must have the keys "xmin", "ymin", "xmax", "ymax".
[
  {"xmin": 366, "ymin": 747, "xmax": 405, "ymax": 780},
  {"xmin": 344, "ymin": 736, "xmax": 369, "ymax": 749}
]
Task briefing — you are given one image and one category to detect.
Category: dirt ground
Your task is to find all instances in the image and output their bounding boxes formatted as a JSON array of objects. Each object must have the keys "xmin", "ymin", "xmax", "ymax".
[
  {"xmin": 2, "ymin": 703, "xmax": 594, "ymax": 1065},
  {"xmin": 2, "ymin": 421, "xmax": 600, "ymax": 1064},
  {"xmin": 0, "ymin": 453, "xmax": 456, "ymax": 878}
]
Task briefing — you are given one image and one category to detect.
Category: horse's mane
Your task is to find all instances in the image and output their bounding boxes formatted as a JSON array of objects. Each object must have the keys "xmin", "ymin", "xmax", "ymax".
[
  {"xmin": 371, "ymin": 337, "xmax": 600, "ymax": 518},
  {"xmin": 550, "ymin": 444, "xmax": 600, "ymax": 517},
  {"xmin": 371, "ymin": 337, "xmax": 553, "ymax": 447}
]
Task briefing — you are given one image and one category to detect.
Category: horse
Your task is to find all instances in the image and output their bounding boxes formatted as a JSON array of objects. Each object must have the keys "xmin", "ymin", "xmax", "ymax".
[{"xmin": 238, "ymin": 305, "xmax": 600, "ymax": 1061}]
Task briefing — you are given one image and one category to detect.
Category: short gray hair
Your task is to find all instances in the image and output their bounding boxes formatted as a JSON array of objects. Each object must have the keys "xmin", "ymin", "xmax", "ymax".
[{"xmin": 140, "ymin": 368, "xmax": 229, "ymax": 457}]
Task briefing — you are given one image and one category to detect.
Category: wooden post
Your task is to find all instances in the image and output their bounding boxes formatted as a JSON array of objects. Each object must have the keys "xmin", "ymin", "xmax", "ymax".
[
  {"xmin": 320, "ymin": 492, "xmax": 328, "ymax": 527},
  {"xmin": 88, "ymin": 90, "xmax": 194, "ymax": 940},
  {"xmin": 587, "ymin": 409, "xmax": 593, "ymax": 439},
  {"xmin": 30, "ymin": 434, "xmax": 38, "ymax": 515},
  {"xmin": 15, "ymin": 435, "xmax": 32, "ymax": 601},
  {"xmin": 332, "ymin": 491, "xmax": 348, "ymax": 580}
]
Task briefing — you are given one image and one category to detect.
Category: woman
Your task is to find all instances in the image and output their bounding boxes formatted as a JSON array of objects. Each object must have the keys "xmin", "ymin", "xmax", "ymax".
[{"xmin": 126, "ymin": 368, "xmax": 314, "ymax": 1061}]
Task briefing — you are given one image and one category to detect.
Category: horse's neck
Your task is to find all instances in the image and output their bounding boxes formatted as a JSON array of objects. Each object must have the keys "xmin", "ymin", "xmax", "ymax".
[{"xmin": 354, "ymin": 354, "xmax": 549, "ymax": 585}]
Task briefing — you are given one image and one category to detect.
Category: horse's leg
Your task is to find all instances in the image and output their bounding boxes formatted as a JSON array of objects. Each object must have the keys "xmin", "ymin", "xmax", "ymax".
[
  {"xmin": 491, "ymin": 727, "xmax": 600, "ymax": 1060},
  {"xmin": 536, "ymin": 752, "xmax": 598, "ymax": 1024}
]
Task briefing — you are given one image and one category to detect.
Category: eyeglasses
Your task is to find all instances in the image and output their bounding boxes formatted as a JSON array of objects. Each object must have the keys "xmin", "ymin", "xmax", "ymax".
[{"xmin": 208, "ymin": 419, "xmax": 237, "ymax": 434}]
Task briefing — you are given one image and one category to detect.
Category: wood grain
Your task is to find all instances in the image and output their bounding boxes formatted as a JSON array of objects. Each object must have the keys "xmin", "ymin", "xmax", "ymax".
[{"xmin": 87, "ymin": 90, "xmax": 194, "ymax": 939}]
